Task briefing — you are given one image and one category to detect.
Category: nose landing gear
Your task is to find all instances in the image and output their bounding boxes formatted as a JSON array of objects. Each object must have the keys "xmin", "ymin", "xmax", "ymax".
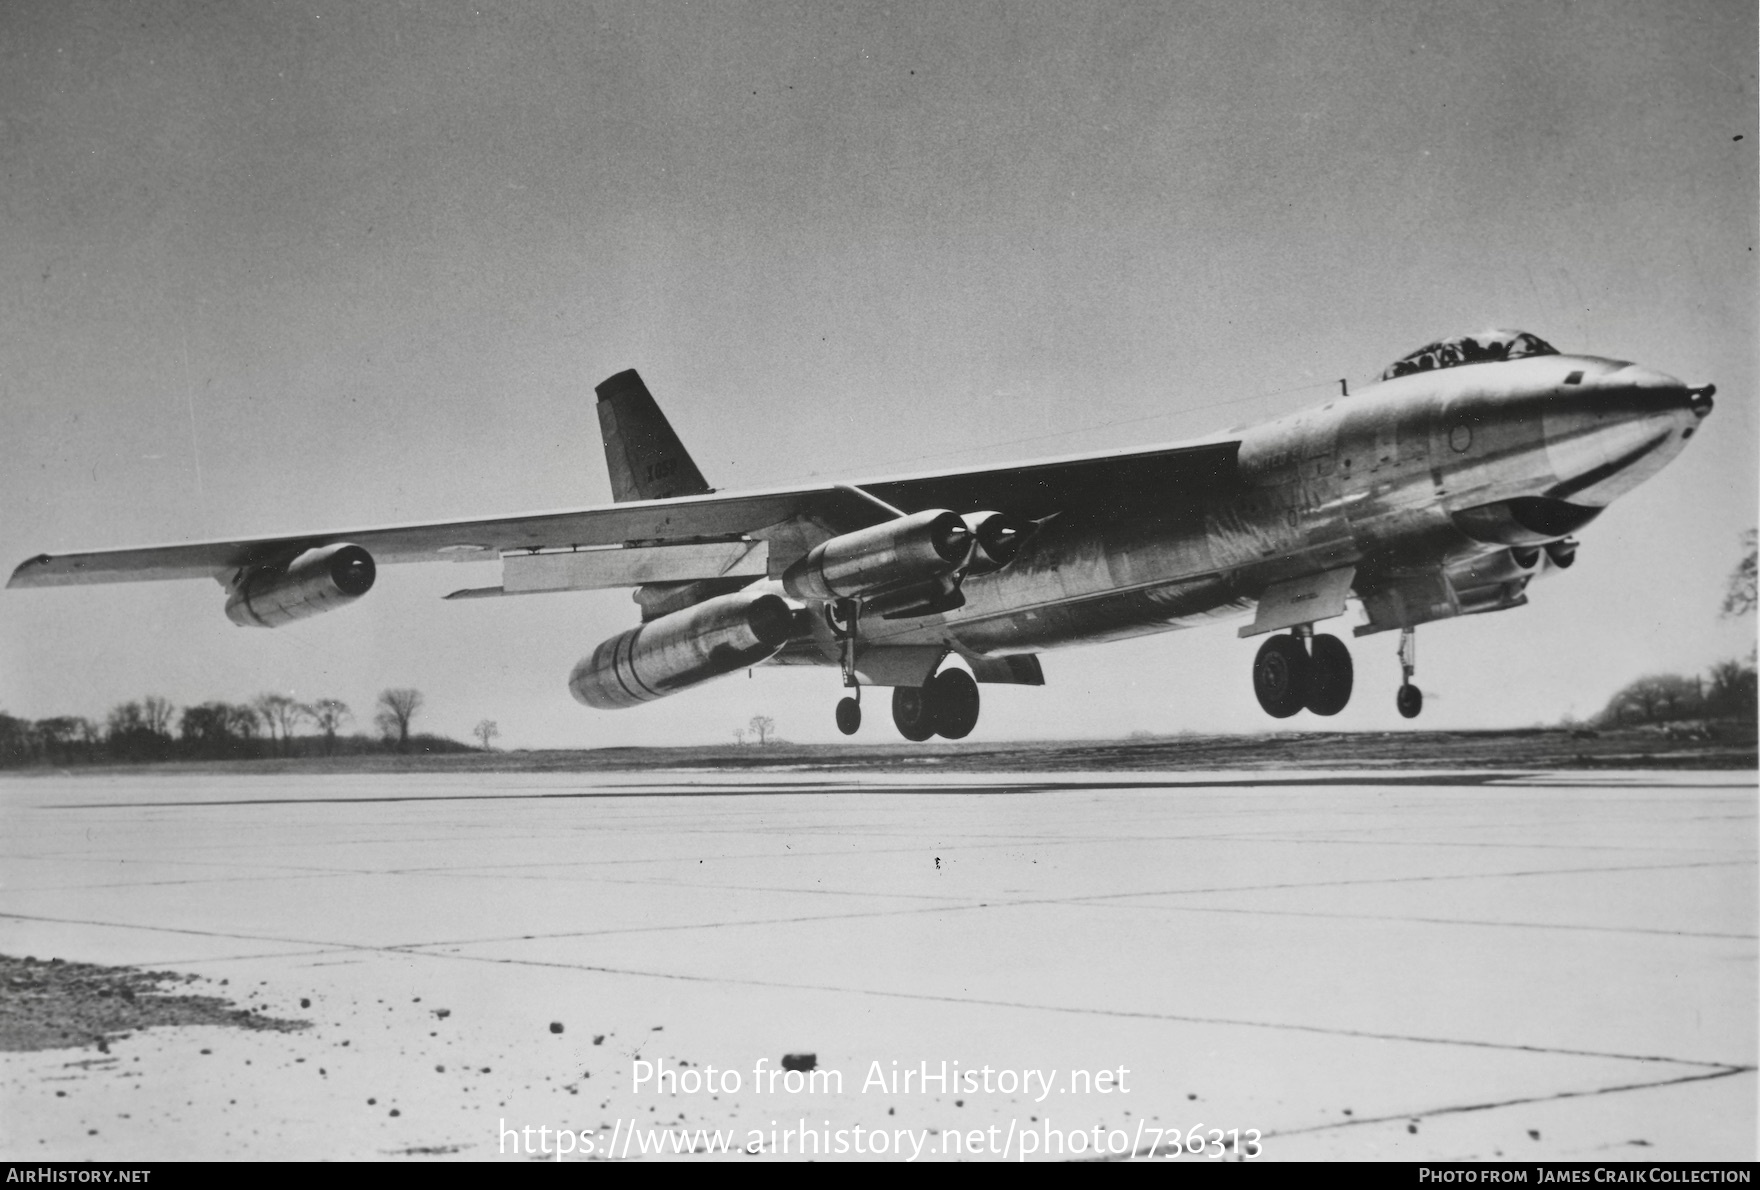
[
  {"xmin": 1396, "ymin": 626, "xmax": 1423, "ymax": 719},
  {"xmin": 835, "ymin": 692, "xmax": 862, "ymax": 735},
  {"xmin": 830, "ymin": 598, "xmax": 865, "ymax": 735}
]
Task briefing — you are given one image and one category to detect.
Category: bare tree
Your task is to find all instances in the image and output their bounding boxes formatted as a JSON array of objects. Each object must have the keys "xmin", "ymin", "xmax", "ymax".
[
  {"xmin": 181, "ymin": 702, "xmax": 260, "ymax": 759},
  {"xmin": 733, "ymin": 728, "xmax": 746, "ymax": 746},
  {"xmin": 106, "ymin": 701, "xmax": 144, "ymax": 738},
  {"xmin": 0, "ymin": 713, "xmax": 34, "ymax": 766},
  {"xmin": 473, "ymin": 719, "xmax": 500, "ymax": 751},
  {"xmin": 376, "ymin": 688, "xmax": 424, "ymax": 752},
  {"xmin": 106, "ymin": 699, "xmax": 171, "ymax": 761},
  {"xmin": 748, "ymin": 715, "xmax": 775, "ymax": 746},
  {"xmin": 308, "ymin": 698, "xmax": 351, "ymax": 755},
  {"xmin": 1707, "ymin": 659, "xmax": 1757, "ymax": 718},
  {"xmin": 225, "ymin": 703, "xmax": 260, "ymax": 740},
  {"xmin": 141, "ymin": 695, "xmax": 176, "ymax": 737},
  {"xmin": 253, "ymin": 693, "xmax": 308, "ymax": 756},
  {"xmin": 34, "ymin": 717, "xmax": 82, "ymax": 764}
]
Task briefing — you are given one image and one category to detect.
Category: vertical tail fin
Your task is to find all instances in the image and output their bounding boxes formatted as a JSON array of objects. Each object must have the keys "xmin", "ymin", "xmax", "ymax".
[{"xmin": 594, "ymin": 369, "xmax": 712, "ymax": 503}]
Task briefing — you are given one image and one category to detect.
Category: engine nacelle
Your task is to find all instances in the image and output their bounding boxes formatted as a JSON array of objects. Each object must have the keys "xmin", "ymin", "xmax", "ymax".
[
  {"xmin": 962, "ymin": 511, "xmax": 1026, "ymax": 576},
  {"xmin": 1449, "ymin": 546, "xmax": 1543, "ymax": 589},
  {"xmin": 569, "ymin": 589, "xmax": 794, "ymax": 709},
  {"xmin": 224, "ymin": 543, "xmax": 376, "ymax": 628},
  {"xmin": 1451, "ymin": 497, "xmax": 1600, "ymax": 546},
  {"xmin": 781, "ymin": 509, "xmax": 972, "ymax": 603},
  {"xmin": 1545, "ymin": 538, "xmax": 1578, "ymax": 569}
]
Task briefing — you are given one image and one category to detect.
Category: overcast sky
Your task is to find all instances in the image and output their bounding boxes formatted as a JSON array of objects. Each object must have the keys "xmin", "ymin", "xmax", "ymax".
[{"xmin": 2, "ymin": 0, "xmax": 1754, "ymax": 748}]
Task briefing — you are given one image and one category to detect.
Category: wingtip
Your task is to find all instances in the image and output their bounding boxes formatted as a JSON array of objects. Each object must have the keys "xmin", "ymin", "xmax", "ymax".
[{"xmin": 7, "ymin": 554, "xmax": 52, "ymax": 589}]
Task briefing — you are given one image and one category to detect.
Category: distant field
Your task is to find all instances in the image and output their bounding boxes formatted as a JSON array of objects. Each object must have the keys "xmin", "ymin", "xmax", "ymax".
[{"xmin": 8, "ymin": 723, "xmax": 1754, "ymax": 776}]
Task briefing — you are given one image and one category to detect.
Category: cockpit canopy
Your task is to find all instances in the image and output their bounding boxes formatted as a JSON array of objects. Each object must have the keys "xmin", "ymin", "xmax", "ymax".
[{"xmin": 1380, "ymin": 329, "xmax": 1558, "ymax": 382}]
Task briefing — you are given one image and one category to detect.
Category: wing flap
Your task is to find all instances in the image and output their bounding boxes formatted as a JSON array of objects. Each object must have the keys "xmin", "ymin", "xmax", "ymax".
[{"xmin": 503, "ymin": 541, "xmax": 767, "ymax": 594}]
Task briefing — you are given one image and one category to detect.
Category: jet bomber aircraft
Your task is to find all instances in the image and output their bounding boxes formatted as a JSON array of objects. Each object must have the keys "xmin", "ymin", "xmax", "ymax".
[{"xmin": 9, "ymin": 329, "xmax": 1714, "ymax": 740}]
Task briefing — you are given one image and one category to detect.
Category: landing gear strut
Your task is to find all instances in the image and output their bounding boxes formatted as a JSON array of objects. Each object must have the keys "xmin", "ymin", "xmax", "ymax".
[
  {"xmin": 827, "ymin": 596, "xmax": 980, "ymax": 741},
  {"xmin": 1396, "ymin": 627, "xmax": 1423, "ymax": 719},
  {"xmin": 1252, "ymin": 627, "xmax": 1354, "ymax": 718},
  {"xmin": 832, "ymin": 598, "xmax": 863, "ymax": 735}
]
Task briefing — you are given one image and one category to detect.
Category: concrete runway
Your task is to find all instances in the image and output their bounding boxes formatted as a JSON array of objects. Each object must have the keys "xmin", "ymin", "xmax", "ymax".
[{"xmin": 1, "ymin": 768, "xmax": 1753, "ymax": 1162}]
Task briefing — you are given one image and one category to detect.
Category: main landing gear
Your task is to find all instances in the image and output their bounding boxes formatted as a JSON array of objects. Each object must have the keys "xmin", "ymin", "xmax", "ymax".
[
  {"xmin": 890, "ymin": 668, "xmax": 980, "ymax": 741},
  {"xmin": 1251, "ymin": 627, "xmax": 1354, "ymax": 718},
  {"xmin": 829, "ymin": 597, "xmax": 981, "ymax": 741},
  {"xmin": 1250, "ymin": 625, "xmax": 1425, "ymax": 719},
  {"xmin": 832, "ymin": 668, "xmax": 981, "ymax": 740}
]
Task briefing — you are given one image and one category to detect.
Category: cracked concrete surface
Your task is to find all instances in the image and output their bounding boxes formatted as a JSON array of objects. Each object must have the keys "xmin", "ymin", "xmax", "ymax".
[{"xmin": 0, "ymin": 768, "xmax": 1752, "ymax": 1161}]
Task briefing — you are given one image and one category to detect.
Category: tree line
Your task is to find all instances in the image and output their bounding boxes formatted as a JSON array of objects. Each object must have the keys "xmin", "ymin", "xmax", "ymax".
[
  {"xmin": 1590, "ymin": 658, "xmax": 1756, "ymax": 731},
  {"xmin": 0, "ymin": 687, "xmax": 472, "ymax": 767},
  {"xmin": 1590, "ymin": 530, "xmax": 1757, "ymax": 730}
]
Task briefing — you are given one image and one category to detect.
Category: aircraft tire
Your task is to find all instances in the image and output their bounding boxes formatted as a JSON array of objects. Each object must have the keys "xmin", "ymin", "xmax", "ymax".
[
  {"xmin": 1253, "ymin": 634, "xmax": 1309, "ymax": 718},
  {"xmin": 929, "ymin": 669, "xmax": 980, "ymax": 739},
  {"xmin": 1397, "ymin": 683, "xmax": 1423, "ymax": 719},
  {"xmin": 892, "ymin": 686, "xmax": 936, "ymax": 741},
  {"xmin": 836, "ymin": 696, "xmax": 862, "ymax": 736},
  {"xmin": 1304, "ymin": 634, "xmax": 1354, "ymax": 716}
]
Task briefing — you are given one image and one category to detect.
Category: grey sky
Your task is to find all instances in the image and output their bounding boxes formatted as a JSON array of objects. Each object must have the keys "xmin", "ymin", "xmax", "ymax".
[{"xmin": 2, "ymin": 1, "xmax": 1754, "ymax": 747}]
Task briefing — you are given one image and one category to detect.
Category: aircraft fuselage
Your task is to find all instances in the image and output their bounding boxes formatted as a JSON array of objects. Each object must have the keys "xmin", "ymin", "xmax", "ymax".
[{"xmin": 775, "ymin": 351, "xmax": 1707, "ymax": 671}]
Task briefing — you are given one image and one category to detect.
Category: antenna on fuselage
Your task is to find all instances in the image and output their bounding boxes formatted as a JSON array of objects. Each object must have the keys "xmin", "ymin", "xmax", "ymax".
[{"xmin": 1339, "ymin": 378, "xmax": 1349, "ymax": 397}]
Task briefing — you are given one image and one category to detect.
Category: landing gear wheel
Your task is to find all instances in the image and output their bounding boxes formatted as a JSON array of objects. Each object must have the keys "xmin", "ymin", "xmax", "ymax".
[
  {"xmin": 1396, "ymin": 683, "xmax": 1423, "ymax": 719},
  {"xmin": 1253, "ymin": 634, "xmax": 1310, "ymax": 718},
  {"xmin": 892, "ymin": 686, "xmax": 936, "ymax": 741},
  {"xmin": 928, "ymin": 669, "xmax": 980, "ymax": 739},
  {"xmin": 835, "ymin": 697, "xmax": 862, "ymax": 736},
  {"xmin": 1304, "ymin": 634, "xmax": 1354, "ymax": 716}
]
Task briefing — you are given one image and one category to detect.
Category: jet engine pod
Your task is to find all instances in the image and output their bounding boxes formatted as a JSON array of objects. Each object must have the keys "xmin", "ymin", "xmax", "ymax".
[
  {"xmin": 570, "ymin": 589, "xmax": 794, "ymax": 709},
  {"xmin": 781, "ymin": 509, "xmax": 973, "ymax": 602},
  {"xmin": 1451, "ymin": 497, "xmax": 1601, "ymax": 546},
  {"xmin": 224, "ymin": 543, "xmax": 376, "ymax": 628},
  {"xmin": 1450, "ymin": 546, "xmax": 1543, "ymax": 589},
  {"xmin": 962, "ymin": 511, "xmax": 1026, "ymax": 576},
  {"xmin": 1544, "ymin": 538, "xmax": 1577, "ymax": 569}
]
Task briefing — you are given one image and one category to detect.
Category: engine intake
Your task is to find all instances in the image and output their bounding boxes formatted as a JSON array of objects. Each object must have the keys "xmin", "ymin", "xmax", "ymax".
[
  {"xmin": 569, "ymin": 589, "xmax": 794, "ymax": 709},
  {"xmin": 225, "ymin": 543, "xmax": 375, "ymax": 628},
  {"xmin": 781, "ymin": 510, "xmax": 973, "ymax": 603}
]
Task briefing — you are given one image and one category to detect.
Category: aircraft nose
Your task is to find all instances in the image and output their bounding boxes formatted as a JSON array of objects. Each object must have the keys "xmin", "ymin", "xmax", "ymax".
[{"xmin": 1604, "ymin": 364, "xmax": 1712, "ymax": 419}]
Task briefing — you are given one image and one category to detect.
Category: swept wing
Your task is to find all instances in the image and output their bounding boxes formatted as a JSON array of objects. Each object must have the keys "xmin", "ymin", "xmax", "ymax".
[{"xmin": 8, "ymin": 440, "xmax": 1240, "ymax": 590}]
